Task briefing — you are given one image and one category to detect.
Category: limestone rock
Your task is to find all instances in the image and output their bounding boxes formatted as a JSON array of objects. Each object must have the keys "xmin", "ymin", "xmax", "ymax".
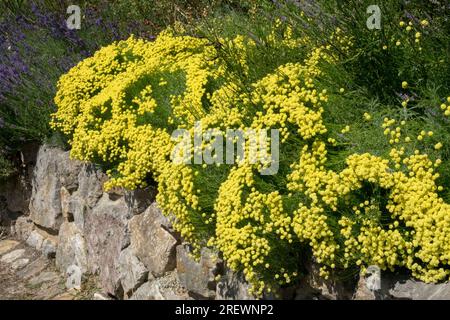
[
  {"xmin": 26, "ymin": 230, "xmax": 44, "ymax": 251},
  {"xmin": 61, "ymin": 193, "xmax": 87, "ymax": 231},
  {"xmin": 85, "ymin": 193, "xmax": 134, "ymax": 297},
  {"xmin": 12, "ymin": 216, "xmax": 34, "ymax": 241},
  {"xmin": 130, "ymin": 272, "xmax": 190, "ymax": 300},
  {"xmin": 216, "ymin": 269, "xmax": 255, "ymax": 300},
  {"xmin": 65, "ymin": 265, "xmax": 83, "ymax": 290},
  {"xmin": 388, "ymin": 279, "xmax": 450, "ymax": 300},
  {"xmin": 130, "ymin": 203, "xmax": 178, "ymax": 277},
  {"xmin": 74, "ymin": 163, "xmax": 107, "ymax": 209},
  {"xmin": 118, "ymin": 247, "xmax": 148, "ymax": 298},
  {"xmin": 176, "ymin": 245, "xmax": 221, "ymax": 299},
  {"xmin": 29, "ymin": 145, "xmax": 82, "ymax": 231},
  {"xmin": 60, "ymin": 163, "xmax": 107, "ymax": 232},
  {"xmin": 11, "ymin": 258, "xmax": 29, "ymax": 270},
  {"xmin": 42, "ymin": 237, "xmax": 58, "ymax": 258},
  {"xmin": 56, "ymin": 222, "xmax": 88, "ymax": 273},
  {"xmin": 124, "ymin": 188, "xmax": 156, "ymax": 216},
  {"xmin": 1, "ymin": 249, "xmax": 25, "ymax": 264},
  {"xmin": 0, "ymin": 239, "xmax": 20, "ymax": 255},
  {"xmin": 93, "ymin": 292, "xmax": 111, "ymax": 300},
  {"xmin": 26, "ymin": 228, "xmax": 58, "ymax": 258},
  {"xmin": 353, "ymin": 266, "xmax": 381, "ymax": 300},
  {"xmin": 28, "ymin": 271, "xmax": 60, "ymax": 287}
]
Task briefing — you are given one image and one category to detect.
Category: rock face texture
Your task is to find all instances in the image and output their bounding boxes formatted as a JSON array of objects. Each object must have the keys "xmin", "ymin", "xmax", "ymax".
[
  {"xmin": 129, "ymin": 271, "xmax": 190, "ymax": 300},
  {"xmin": 387, "ymin": 279, "xmax": 450, "ymax": 300},
  {"xmin": 56, "ymin": 222, "xmax": 88, "ymax": 273},
  {"xmin": 129, "ymin": 203, "xmax": 178, "ymax": 277},
  {"xmin": 84, "ymin": 193, "xmax": 134, "ymax": 296},
  {"xmin": 5, "ymin": 144, "xmax": 450, "ymax": 300},
  {"xmin": 176, "ymin": 245, "xmax": 221, "ymax": 299},
  {"xmin": 118, "ymin": 247, "xmax": 148, "ymax": 297},
  {"xmin": 0, "ymin": 238, "xmax": 93, "ymax": 300},
  {"xmin": 29, "ymin": 145, "xmax": 82, "ymax": 231},
  {"xmin": 216, "ymin": 269, "xmax": 255, "ymax": 300}
]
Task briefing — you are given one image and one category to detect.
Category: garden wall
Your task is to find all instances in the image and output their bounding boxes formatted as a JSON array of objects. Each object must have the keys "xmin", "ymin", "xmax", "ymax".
[{"xmin": 3, "ymin": 144, "xmax": 450, "ymax": 300}]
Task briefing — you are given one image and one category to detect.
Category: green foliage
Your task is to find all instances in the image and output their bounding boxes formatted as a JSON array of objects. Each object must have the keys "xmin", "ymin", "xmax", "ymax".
[
  {"xmin": 5, "ymin": 0, "xmax": 450, "ymax": 293},
  {"xmin": 0, "ymin": 155, "xmax": 15, "ymax": 180},
  {"xmin": 0, "ymin": 0, "xmax": 228, "ymax": 179}
]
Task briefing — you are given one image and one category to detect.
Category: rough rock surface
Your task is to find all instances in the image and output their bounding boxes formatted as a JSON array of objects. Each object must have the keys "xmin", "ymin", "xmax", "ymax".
[
  {"xmin": 72, "ymin": 163, "xmax": 107, "ymax": 210},
  {"xmin": 1, "ymin": 249, "xmax": 25, "ymax": 264},
  {"xmin": 118, "ymin": 246, "xmax": 148, "ymax": 298},
  {"xmin": 176, "ymin": 245, "xmax": 221, "ymax": 299},
  {"xmin": 130, "ymin": 203, "xmax": 178, "ymax": 277},
  {"xmin": 26, "ymin": 230, "xmax": 44, "ymax": 251},
  {"xmin": 56, "ymin": 222, "xmax": 88, "ymax": 274},
  {"xmin": 65, "ymin": 265, "xmax": 83, "ymax": 290},
  {"xmin": 0, "ymin": 240, "xmax": 20, "ymax": 255},
  {"xmin": 353, "ymin": 266, "xmax": 381, "ymax": 300},
  {"xmin": 84, "ymin": 193, "xmax": 133, "ymax": 297},
  {"xmin": 216, "ymin": 269, "xmax": 255, "ymax": 300},
  {"xmin": 295, "ymin": 260, "xmax": 353, "ymax": 300},
  {"xmin": 25, "ymin": 228, "xmax": 57, "ymax": 258},
  {"xmin": 29, "ymin": 145, "xmax": 82, "ymax": 231},
  {"xmin": 388, "ymin": 280, "xmax": 450, "ymax": 300},
  {"xmin": 130, "ymin": 271, "xmax": 190, "ymax": 300},
  {"xmin": 11, "ymin": 216, "xmax": 34, "ymax": 240},
  {"xmin": 0, "ymin": 239, "xmax": 95, "ymax": 300}
]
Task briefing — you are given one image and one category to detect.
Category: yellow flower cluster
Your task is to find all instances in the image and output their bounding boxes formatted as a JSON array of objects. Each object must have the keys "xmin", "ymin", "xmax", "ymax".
[
  {"xmin": 287, "ymin": 133, "xmax": 450, "ymax": 282},
  {"xmin": 441, "ymin": 97, "xmax": 450, "ymax": 116},
  {"xmin": 395, "ymin": 18, "xmax": 430, "ymax": 50},
  {"xmin": 52, "ymin": 23, "xmax": 450, "ymax": 296},
  {"xmin": 210, "ymin": 47, "xmax": 333, "ymax": 294}
]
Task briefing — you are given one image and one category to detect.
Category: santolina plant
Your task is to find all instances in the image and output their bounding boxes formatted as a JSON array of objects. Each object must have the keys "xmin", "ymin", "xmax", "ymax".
[
  {"xmin": 171, "ymin": 122, "xmax": 280, "ymax": 175},
  {"xmin": 52, "ymin": 7, "xmax": 450, "ymax": 296}
]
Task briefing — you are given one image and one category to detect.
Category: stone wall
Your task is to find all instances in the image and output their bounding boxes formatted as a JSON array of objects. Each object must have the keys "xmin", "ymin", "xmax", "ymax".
[
  {"xmin": 7, "ymin": 145, "xmax": 244, "ymax": 299},
  {"xmin": 4, "ymin": 144, "xmax": 450, "ymax": 300}
]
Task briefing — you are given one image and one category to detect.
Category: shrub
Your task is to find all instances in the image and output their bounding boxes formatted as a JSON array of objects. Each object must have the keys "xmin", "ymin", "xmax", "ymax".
[
  {"xmin": 0, "ymin": 0, "xmax": 223, "ymax": 178},
  {"xmin": 52, "ymin": 1, "xmax": 450, "ymax": 296}
]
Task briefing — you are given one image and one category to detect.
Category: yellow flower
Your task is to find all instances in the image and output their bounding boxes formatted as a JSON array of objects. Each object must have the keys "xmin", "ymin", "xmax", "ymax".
[
  {"xmin": 402, "ymin": 81, "xmax": 408, "ymax": 89},
  {"xmin": 52, "ymin": 26, "xmax": 450, "ymax": 294},
  {"xmin": 341, "ymin": 125, "xmax": 350, "ymax": 134},
  {"xmin": 434, "ymin": 142, "xmax": 443, "ymax": 150}
]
